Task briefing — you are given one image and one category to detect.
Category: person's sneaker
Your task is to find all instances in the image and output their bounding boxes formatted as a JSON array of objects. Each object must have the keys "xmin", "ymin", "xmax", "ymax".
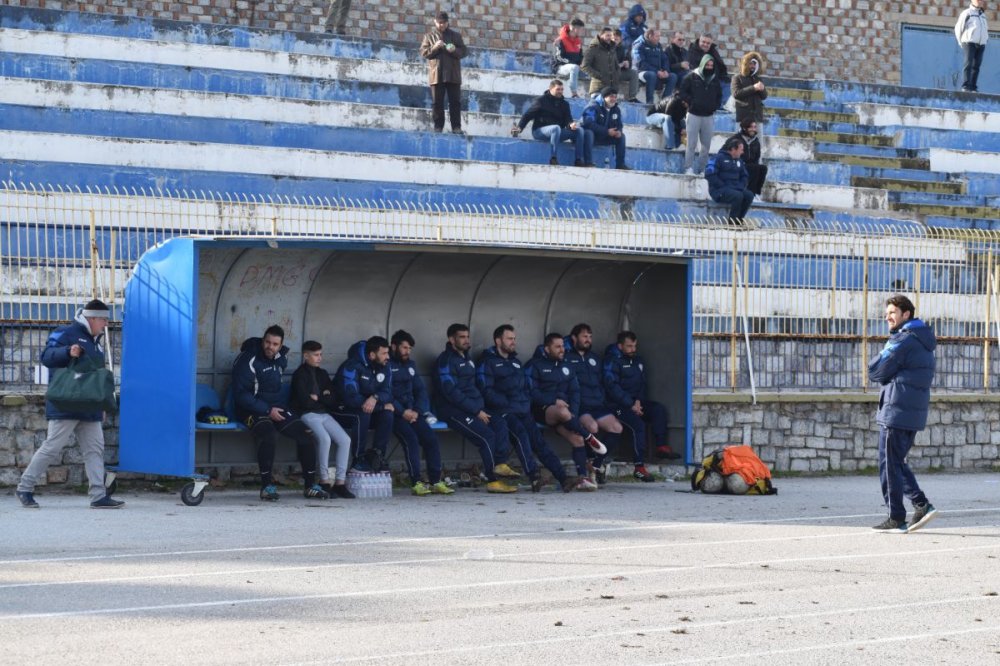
[
  {"xmin": 633, "ymin": 465, "xmax": 656, "ymax": 483},
  {"xmin": 90, "ymin": 495, "xmax": 125, "ymax": 509},
  {"xmin": 655, "ymin": 445, "xmax": 682, "ymax": 460},
  {"xmin": 586, "ymin": 462, "xmax": 597, "ymax": 485},
  {"xmin": 583, "ymin": 162, "xmax": 596, "ymax": 168},
  {"xmin": 433, "ymin": 127, "xmax": 444, "ymax": 133},
  {"xmin": 907, "ymin": 503, "xmax": 938, "ymax": 533},
  {"xmin": 430, "ymin": 481, "xmax": 455, "ymax": 495},
  {"xmin": 303, "ymin": 484, "xmax": 330, "ymax": 499},
  {"xmin": 259, "ymin": 484, "xmax": 280, "ymax": 501},
  {"xmin": 452, "ymin": 128, "xmax": 466, "ymax": 136},
  {"xmin": 410, "ymin": 481, "xmax": 430, "ymax": 496},
  {"xmin": 331, "ymin": 484, "xmax": 356, "ymax": 499},
  {"xmin": 872, "ymin": 517, "xmax": 908, "ymax": 532},
  {"xmin": 350, "ymin": 460, "xmax": 372, "ymax": 473},
  {"xmin": 684, "ymin": 168, "xmax": 696, "ymax": 176},
  {"xmin": 319, "ymin": 482, "xmax": 334, "ymax": 495},
  {"xmin": 529, "ymin": 473, "xmax": 545, "ymax": 493},
  {"xmin": 561, "ymin": 477, "xmax": 577, "ymax": 493},
  {"xmin": 616, "ymin": 165, "xmax": 632, "ymax": 171},
  {"xmin": 485, "ymin": 480, "xmax": 518, "ymax": 493},
  {"xmin": 574, "ymin": 159, "xmax": 584, "ymax": 167},
  {"xmin": 576, "ymin": 477, "xmax": 598, "ymax": 492},
  {"xmin": 593, "ymin": 465, "xmax": 607, "ymax": 486},
  {"xmin": 549, "ymin": 156, "xmax": 559, "ymax": 166},
  {"xmin": 493, "ymin": 463, "xmax": 521, "ymax": 479},
  {"xmin": 16, "ymin": 491, "xmax": 39, "ymax": 508},
  {"xmin": 584, "ymin": 434, "xmax": 607, "ymax": 455}
]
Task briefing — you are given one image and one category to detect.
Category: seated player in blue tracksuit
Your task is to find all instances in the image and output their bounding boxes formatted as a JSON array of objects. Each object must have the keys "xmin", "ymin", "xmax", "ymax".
[
  {"xmin": 564, "ymin": 323, "xmax": 631, "ymax": 485},
  {"xmin": 525, "ymin": 333, "xmax": 607, "ymax": 492},
  {"xmin": 333, "ymin": 336, "xmax": 394, "ymax": 471},
  {"xmin": 604, "ymin": 330, "xmax": 681, "ymax": 468},
  {"xmin": 388, "ymin": 330, "xmax": 453, "ymax": 496},
  {"xmin": 433, "ymin": 323, "xmax": 517, "ymax": 494},
  {"xmin": 478, "ymin": 325, "xmax": 572, "ymax": 493}
]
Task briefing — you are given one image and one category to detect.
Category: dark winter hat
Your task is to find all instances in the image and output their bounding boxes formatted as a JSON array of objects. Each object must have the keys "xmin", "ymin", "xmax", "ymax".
[
  {"xmin": 436, "ymin": 11, "xmax": 449, "ymax": 21},
  {"xmin": 600, "ymin": 86, "xmax": 619, "ymax": 98},
  {"xmin": 723, "ymin": 137, "xmax": 743, "ymax": 152},
  {"xmin": 82, "ymin": 299, "xmax": 110, "ymax": 318}
]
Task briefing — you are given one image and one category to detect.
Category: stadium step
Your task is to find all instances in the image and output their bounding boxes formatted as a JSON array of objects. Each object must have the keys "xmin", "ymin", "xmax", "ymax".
[
  {"xmin": 889, "ymin": 202, "xmax": 1000, "ymax": 219},
  {"xmin": 817, "ymin": 152, "xmax": 930, "ymax": 170},
  {"xmin": 851, "ymin": 176, "xmax": 966, "ymax": 195},
  {"xmin": 769, "ymin": 86, "xmax": 826, "ymax": 102},
  {"xmin": 770, "ymin": 107, "xmax": 859, "ymax": 124},
  {"xmin": 778, "ymin": 128, "xmax": 895, "ymax": 147}
]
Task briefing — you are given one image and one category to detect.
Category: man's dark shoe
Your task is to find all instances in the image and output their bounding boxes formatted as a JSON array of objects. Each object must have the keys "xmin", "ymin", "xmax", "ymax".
[
  {"xmin": 304, "ymin": 484, "xmax": 331, "ymax": 499},
  {"xmin": 616, "ymin": 165, "xmax": 632, "ymax": 171},
  {"xmin": 655, "ymin": 445, "xmax": 682, "ymax": 460},
  {"xmin": 872, "ymin": 517, "xmax": 907, "ymax": 532},
  {"xmin": 574, "ymin": 159, "xmax": 584, "ymax": 167},
  {"xmin": 332, "ymin": 484, "xmax": 356, "ymax": 499},
  {"xmin": 452, "ymin": 128, "xmax": 466, "ymax": 136},
  {"xmin": 907, "ymin": 503, "xmax": 938, "ymax": 533},
  {"xmin": 593, "ymin": 465, "xmax": 607, "ymax": 486},
  {"xmin": 583, "ymin": 162, "xmax": 596, "ymax": 167},
  {"xmin": 259, "ymin": 484, "xmax": 280, "ymax": 501},
  {"xmin": 529, "ymin": 472, "xmax": 544, "ymax": 493},
  {"xmin": 633, "ymin": 465, "xmax": 656, "ymax": 483},
  {"xmin": 549, "ymin": 156, "xmax": 559, "ymax": 165},
  {"xmin": 16, "ymin": 491, "xmax": 39, "ymax": 508},
  {"xmin": 90, "ymin": 496, "xmax": 125, "ymax": 509},
  {"xmin": 433, "ymin": 127, "xmax": 444, "ymax": 133},
  {"xmin": 561, "ymin": 477, "xmax": 577, "ymax": 493}
]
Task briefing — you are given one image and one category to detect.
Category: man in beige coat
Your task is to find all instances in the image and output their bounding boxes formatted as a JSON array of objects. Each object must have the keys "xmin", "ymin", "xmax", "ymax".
[{"xmin": 419, "ymin": 11, "xmax": 468, "ymax": 135}]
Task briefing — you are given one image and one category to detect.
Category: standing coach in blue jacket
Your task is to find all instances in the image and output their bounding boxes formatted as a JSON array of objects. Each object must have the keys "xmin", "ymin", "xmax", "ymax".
[
  {"xmin": 334, "ymin": 336, "xmax": 395, "ymax": 472},
  {"xmin": 604, "ymin": 330, "xmax": 681, "ymax": 462},
  {"xmin": 868, "ymin": 294, "xmax": 939, "ymax": 533},
  {"xmin": 434, "ymin": 323, "xmax": 517, "ymax": 493}
]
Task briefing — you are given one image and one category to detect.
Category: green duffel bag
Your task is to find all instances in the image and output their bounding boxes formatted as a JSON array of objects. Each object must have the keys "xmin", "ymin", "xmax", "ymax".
[{"xmin": 45, "ymin": 357, "xmax": 118, "ymax": 414}]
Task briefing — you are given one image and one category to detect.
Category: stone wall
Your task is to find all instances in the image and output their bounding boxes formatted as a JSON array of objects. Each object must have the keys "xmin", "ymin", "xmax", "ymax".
[
  {"xmin": 3, "ymin": 392, "xmax": 997, "ymax": 491},
  {"xmin": 0, "ymin": 1, "xmax": 960, "ymax": 85}
]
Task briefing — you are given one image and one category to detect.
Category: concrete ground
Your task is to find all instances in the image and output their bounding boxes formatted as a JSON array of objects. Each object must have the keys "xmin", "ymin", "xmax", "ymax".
[{"xmin": 2, "ymin": 474, "xmax": 999, "ymax": 665}]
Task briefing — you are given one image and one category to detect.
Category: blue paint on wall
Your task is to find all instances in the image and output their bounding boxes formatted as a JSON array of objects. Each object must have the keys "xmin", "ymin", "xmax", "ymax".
[{"xmin": 902, "ymin": 24, "xmax": 999, "ymax": 95}]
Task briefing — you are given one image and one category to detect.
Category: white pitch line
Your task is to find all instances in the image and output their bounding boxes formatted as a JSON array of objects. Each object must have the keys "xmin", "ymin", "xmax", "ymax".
[
  {"xmin": 291, "ymin": 594, "xmax": 1000, "ymax": 665},
  {"xmin": 0, "ymin": 529, "xmax": 874, "ymax": 590},
  {"xmin": 2, "ymin": 505, "xmax": 997, "ymax": 566},
  {"xmin": 1, "ymin": 541, "xmax": 996, "ymax": 622}
]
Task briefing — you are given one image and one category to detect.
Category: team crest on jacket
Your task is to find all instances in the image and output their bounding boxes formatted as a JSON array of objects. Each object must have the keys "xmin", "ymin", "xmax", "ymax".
[
  {"xmin": 639, "ymin": 363, "xmax": 644, "ymax": 371},
  {"xmin": 408, "ymin": 367, "xmax": 415, "ymax": 376},
  {"xmin": 376, "ymin": 372, "xmax": 385, "ymax": 382},
  {"xmin": 588, "ymin": 358, "xmax": 597, "ymax": 366},
  {"xmin": 513, "ymin": 362, "xmax": 521, "ymax": 368},
  {"xmin": 562, "ymin": 367, "xmax": 570, "ymax": 375}
]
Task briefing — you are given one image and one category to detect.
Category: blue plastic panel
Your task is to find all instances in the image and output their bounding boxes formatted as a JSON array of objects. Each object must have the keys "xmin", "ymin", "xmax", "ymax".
[{"xmin": 118, "ymin": 237, "xmax": 198, "ymax": 476}]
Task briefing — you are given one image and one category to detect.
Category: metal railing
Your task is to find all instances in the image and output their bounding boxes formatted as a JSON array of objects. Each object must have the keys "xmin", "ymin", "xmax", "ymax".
[{"xmin": 2, "ymin": 182, "xmax": 999, "ymax": 392}]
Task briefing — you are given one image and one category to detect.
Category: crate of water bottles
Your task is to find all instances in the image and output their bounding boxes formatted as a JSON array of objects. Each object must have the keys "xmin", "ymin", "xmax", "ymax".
[{"xmin": 346, "ymin": 471, "xmax": 393, "ymax": 498}]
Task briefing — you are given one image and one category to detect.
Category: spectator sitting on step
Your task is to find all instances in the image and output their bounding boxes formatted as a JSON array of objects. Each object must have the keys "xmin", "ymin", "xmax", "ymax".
[
  {"xmin": 582, "ymin": 87, "xmax": 629, "ymax": 170},
  {"xmin": 730, "ymin": 117, "xmax": 768, "ymax": 197},
  {"xmin": 512, "ymin": 79, "xmax": 591, "ymax": 167},
  {"xmin": 619, "ymin": 3, "xmax": 648, "ymax": 53},
  {"xmin": 679, "ymin": 55, "xmax": 722, "ymax": 175},
  {"xmin": 581, "ymin": 26, "xmax": 620, "ymax": 96},
  {"xmin": 633, "ymin": 28, "xmax": 677, "ymax": 104},
  {"xmin": 612, "ymin": 30, "xmax": 641, "ymax": 102},
  {"xmin": 732, "ymin": 51, "xmax": 768, "ymax": 135},
  {"xmin": 552, "ymin": 17, "xmax": 586, "ymax": 97},
  {"xmin": 704, "ymin": 136, "xmax": 755, "ymax": 224},
  {"xmin": 667, "ymin": 31, "xmax": 690, "ymax": 80},
  {"xmin": 419, "ymin": 11, "xmax": 467, "ymax": 135},
  {"xmin": 645, "ymin": 94, "xmax": 680, "ymax": 150},
  {"xmin": 687, "ymin": 33, "xmax": 730, "ymax": 107}
]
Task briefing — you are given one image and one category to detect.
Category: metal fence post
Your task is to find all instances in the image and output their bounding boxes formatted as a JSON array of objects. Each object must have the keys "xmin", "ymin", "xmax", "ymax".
[
  {"xmin": 730, "ymin": 238, "xmax": 738, "ymax": 392},
  {"xmin": 861, "ymin": 242, "xmax": 870, "ymax": 391},
  {"xmin": 985, "ymin": 249, "xmax": 994, "ymax": 392}
]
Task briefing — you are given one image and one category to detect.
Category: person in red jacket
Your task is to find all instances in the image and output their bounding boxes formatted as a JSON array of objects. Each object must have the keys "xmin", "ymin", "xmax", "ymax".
[{"xmin": 552, "ymin": 17, "xmax": 586, "ymax": 97}]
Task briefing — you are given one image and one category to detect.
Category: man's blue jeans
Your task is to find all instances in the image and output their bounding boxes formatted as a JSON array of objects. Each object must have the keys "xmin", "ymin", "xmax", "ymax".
[
  {"xmin": 587, "ymin": 130, "xmax": 627, "ymax": 168},
  {"xmin": 638, "ymin": 71, "xmax": 677, "ymax": 103},
  {"xmin": 532, "ymin": 124, "xmax": 587, "ymax": 163}
]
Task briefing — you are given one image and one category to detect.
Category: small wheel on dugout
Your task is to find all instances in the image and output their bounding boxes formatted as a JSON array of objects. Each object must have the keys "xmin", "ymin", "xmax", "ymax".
[{"xmin": 180, "ymin": 482, "xmax": 206, "ymax": 506}]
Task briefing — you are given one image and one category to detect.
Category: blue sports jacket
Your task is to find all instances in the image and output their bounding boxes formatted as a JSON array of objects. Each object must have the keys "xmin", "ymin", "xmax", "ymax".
[
  {"xmin": 334, "ymin": 340, "xmax": 393, "ymax": 410},
  {"xmin": 869, "ymin": 319, "xmax": 936, "ymax": 431},
  {"xmin": 434, "ymin": 343, "xmax": 483, "ymax": 415},
  {"xmin": 633, "ymin": 36, "xmax": 670, "ymax": 74},
  {"xmin": 42, "ymin": 313, "xmax": 108, "ymax": 421},
  {"xmin": 388, "ymin": 355, "xmax": 431, "ymax": 414},
  {"xmin": 477, "ymin": 346, "xmax": 531, "ymax": 415},
  {"xmin": 525, "ymin": 345, "xmax": 580, "ymax": 415},
  {"xmin": 603, "ymin": 342, "xmax": 648, "ymax": 409},
  {"xmin": 563, "ymin": 337, "xmax": 609, "ymax": 412},
  {"xmin": 705, "ymin": 147, "xmax": 750, "ymax": 197},
  {"xmin": 581, "ymin": 100, "xmax": 624, "ymax": 140},
  {"xmin": 232, "ymin": 336, "xmax": 290, "ymax": 420},
  {"xmin": 619, "ymin": 4, "xmax": 647, "ymax": 51}
]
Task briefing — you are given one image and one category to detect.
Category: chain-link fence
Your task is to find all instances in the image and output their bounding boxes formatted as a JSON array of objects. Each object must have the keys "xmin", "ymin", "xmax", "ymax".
[{"xmin": 2, "ymin": 182, "xmax": 999, "ymax": 392}]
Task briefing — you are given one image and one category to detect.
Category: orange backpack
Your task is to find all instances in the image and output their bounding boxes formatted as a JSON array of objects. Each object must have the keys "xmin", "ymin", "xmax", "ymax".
[{"xmin": 691, "ymin": 445, "xmax": 777, "ymax": 495}]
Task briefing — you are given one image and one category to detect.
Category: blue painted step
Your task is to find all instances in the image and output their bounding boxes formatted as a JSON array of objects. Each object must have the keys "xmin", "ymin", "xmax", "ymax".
[
  {"xmin": 816, "ymin": 143, "xmax": 921, "ymax": 159},
  {"xmin": 889, "ymin": 191, "xmax": 990, "ymax": 207}
]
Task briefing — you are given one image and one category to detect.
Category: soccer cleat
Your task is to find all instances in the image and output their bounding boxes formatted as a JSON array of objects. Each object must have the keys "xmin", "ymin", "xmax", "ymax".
[
  {"xmin": 593, "ymin": 465, "xmax": 607, "ymax": 486},
  {"xmin": 493, "ymin": 463, "xmax": 521, "ymax": 479},
  {"xmin": 907, "ymin": 503, "xmax": 938, "ymax": 533},
  {"xmin": 655, "ymin": 445, "xmax": 682, "ymax": 460},
  {"xmin": 430, "ymin": 481, "xmax": 455, "ymax": 495},
  {"xmin": 90, "ymin": 495, "xmax": 125, "ymax": 509},
  {"xmin": 576, "ymin": 477, "xmax": 598, "ymax": 492},
  {"xmin": 561, "ymin": 477, "xmax": 577, "ymax": 493},
  {"xmin": 331, "ymin": 484, "xmax": 356, "ymax": 499},
  {"xmin": 872, "ymin": 517, "xmax": 908, "ymax": 532},
  {"xmin": 411, "ymin": 481, "xmax": 432, "ymax": 496},
  {"xmin": 633, "ymin": 465, "xmax": 656, "ymax": 483},
  {"xmin": 529, "ymin": 473, "xmax": 544, "ymax": 493},
  {"xmin": 304, "ymin": 484, "xmax": 330, "ymax": 499},
  {"xmin": 584, "ymin": 434, "xmax": 607, "ymax": 455},
  {"xmin": 259, "ymin": 484, "xmax": 280, "ymax": 501},
  {"xmin": 16, "ymin": 491, "xmax": 39, "ymax": 508},
  {"xmin": 485, "ymin": 480, "xmax": 518, "ymax": 494}
]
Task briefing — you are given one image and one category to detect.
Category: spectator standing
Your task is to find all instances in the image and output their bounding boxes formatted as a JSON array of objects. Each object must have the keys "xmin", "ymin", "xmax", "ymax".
[
  {"xmin": 704, "ymin": 137, "xmax": 754, "ymax": 223},
  {"xmin": 582, "ymin": 87, "xmax": 629, "ymax": 170},
  {"xmin": 732, "ymin": 51, "xmax": 767, "ymax": 132},
  {"xmin": 581, "ymin": 26, "xmax": 620, "ymax": 95},
  {"xmin": 678, "ymin": 55, "xmax": 722, "ymax": 175},
  {"xmin": 16, "ymin": 299, "xmax": 124, "ymax": 509},
  {"xmin": 553, "ymin": 17, "xmax": 586, "ymax": 97},
  {"xmin": 634, "ymin": 28, "xmax": 677, "ymax": 104},
  {"xmin": 612, "ymin": 30, "xmax": 641, "ymax": 102},
  {"xmin": 512, "ymin": 79, "xmax": 590, "ymax": 166},
  {"xmin": 619, "ymin": 4, "xmax": 648, "ymax": 53},
  {"xmin": 730, "ymin": 117, "xmax": 768, "ymax": 196},
  {"xmin": 687, "ymin": 33, "xmax": 730, "ymax": 106},
  {"xmin": 323, "ymin": 0, "xmax": 351, "ymax": 35},
  {"xmin": 955, "ymin": 0, "xmax": 989, "ymax": 92},
  {"xmin": 419, "ymin": 11, "xmax": 467, "ymax": 135},
  {"xmin": 868, "ymin": 294, "xmax": 939, "ymax": 533}
]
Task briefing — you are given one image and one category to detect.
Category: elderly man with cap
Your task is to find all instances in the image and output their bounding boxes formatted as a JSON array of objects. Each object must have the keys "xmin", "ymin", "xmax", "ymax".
[
  {"xmin": 582, "ymin": 87, "xmax": 629, "ymax": 169},
  {"xmin": 704, "ymin": 136, "xmax": 754, "ymax": 223},
  {"xmin": 16, "ymin": 299, "xmax": 124, "ymax": 509},
  {"xmin": 419, "ymin": 11, "xmax": 467, "ymax": 135}
]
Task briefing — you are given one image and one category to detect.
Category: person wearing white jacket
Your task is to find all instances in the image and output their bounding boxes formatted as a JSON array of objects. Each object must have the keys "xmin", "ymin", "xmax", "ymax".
[{"xmin": 955, "ymin": 0, "xmax": 990, "ymax": 92}]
